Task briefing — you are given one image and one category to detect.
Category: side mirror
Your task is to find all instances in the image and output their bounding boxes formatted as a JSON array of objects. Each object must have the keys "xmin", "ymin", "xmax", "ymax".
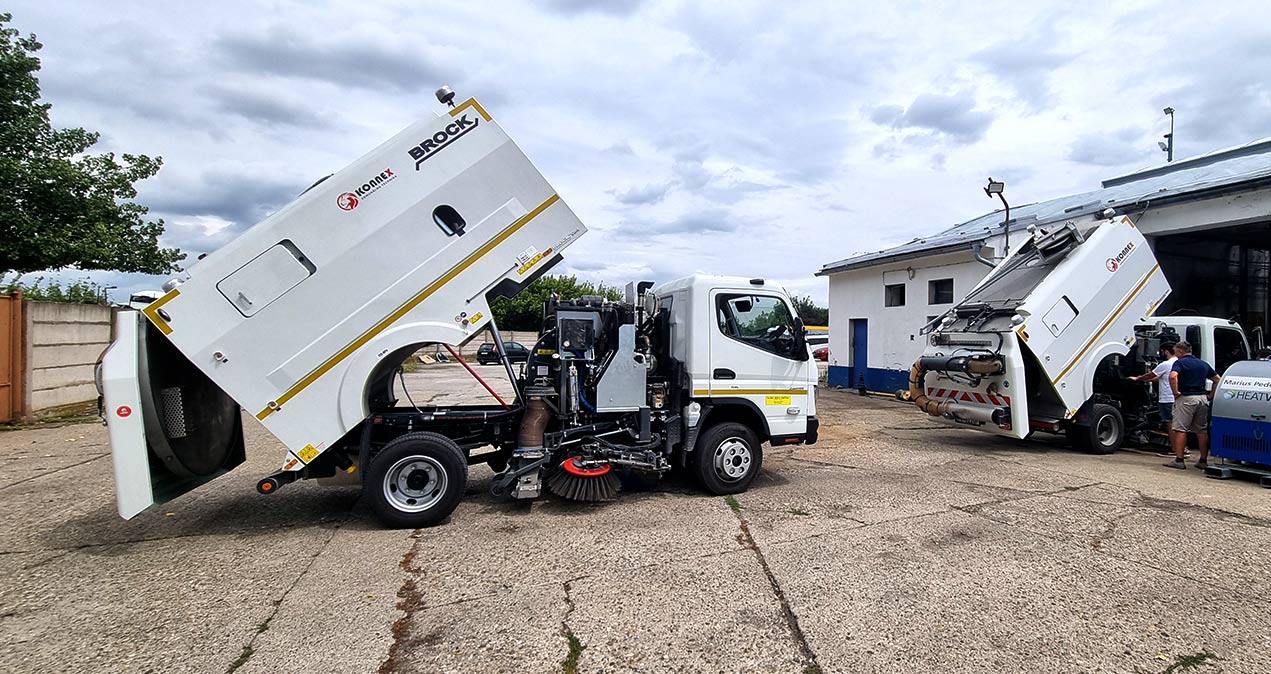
[{"xmin": 792, "ymin": 318, "xmax": 809, "ymax": 361}]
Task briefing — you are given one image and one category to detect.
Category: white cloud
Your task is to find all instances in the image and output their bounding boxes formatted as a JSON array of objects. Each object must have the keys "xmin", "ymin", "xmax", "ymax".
[{"xmin": 7, "ymin": 0, "xmax": 1270, "ymax": 307}]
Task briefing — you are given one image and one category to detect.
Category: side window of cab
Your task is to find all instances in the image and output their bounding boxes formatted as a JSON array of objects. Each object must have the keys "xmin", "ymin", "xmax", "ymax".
[{"xmin": 716, "ymin": 294, "xmax": 804, "ymax": 360}]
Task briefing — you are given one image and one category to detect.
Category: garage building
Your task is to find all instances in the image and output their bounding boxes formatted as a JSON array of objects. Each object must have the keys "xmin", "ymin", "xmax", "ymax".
[{"xmin": 817, "ymin": 138, "xmax": 1271, "ymax": 393}]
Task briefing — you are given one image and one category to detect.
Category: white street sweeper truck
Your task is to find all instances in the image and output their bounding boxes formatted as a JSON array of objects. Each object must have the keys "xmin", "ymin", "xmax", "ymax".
[
  {"xmin": 902, "ymin": 215, "xmax": 1168, "ymax": 450},
  {"xmin": 98, "ymin": 88, "xmax": 818, "ymax": 528},
  {"xmin": 903, "ymin": 213, "xmax": 1255, "ymax": 452}
]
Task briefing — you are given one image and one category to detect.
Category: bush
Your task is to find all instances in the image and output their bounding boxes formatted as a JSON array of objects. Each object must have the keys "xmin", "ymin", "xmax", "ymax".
[{"xmin": 1, "ymin": 275, "xmax": 108, "ymax": 304}]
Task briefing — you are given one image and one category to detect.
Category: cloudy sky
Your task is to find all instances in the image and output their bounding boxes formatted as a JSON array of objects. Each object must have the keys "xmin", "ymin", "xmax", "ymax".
[{"xmin": 9, "ymin": 0, "xmax": 1270, "ymax": 304}]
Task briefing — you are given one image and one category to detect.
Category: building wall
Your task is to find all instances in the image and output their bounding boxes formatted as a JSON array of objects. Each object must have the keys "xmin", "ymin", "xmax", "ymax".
[
  {"xmin": 24, "ymin": 302, "xmax": 115, "ymax": 417},
  {"xmin": 826, "ymin": 246, "xmax": 996, "ymax": 392}
]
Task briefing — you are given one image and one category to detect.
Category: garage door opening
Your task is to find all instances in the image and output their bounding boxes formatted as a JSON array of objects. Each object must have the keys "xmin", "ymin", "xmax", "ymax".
[{"xmin": 1154, "ymin": 220, "xmax": 1270, "ymax": 349}]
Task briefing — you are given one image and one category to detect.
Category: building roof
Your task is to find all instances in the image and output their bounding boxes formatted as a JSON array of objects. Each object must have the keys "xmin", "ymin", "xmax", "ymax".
[{"xmin": 817, "ymin": 137, "xmax": 1271, "ymax": 276}]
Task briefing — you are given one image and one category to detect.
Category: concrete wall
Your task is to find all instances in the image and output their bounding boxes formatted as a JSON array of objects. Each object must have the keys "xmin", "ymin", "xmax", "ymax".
[
  {"xmin": 24, "ymin": 302, "xmax": 114, "ymax": 417},
  {"xmin": 826, "ymin": 247, "xmax": 994, "ymax": 391}
]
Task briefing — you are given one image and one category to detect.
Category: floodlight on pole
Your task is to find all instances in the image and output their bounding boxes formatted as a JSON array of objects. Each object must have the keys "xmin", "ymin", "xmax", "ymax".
[
  {"xmin": 984, "ymin": 177, "xmax": 1010, "ymax": 258},
  {"xmin": 1162, "ymin": 107, "xmax": 1175, "ymax": 162}
]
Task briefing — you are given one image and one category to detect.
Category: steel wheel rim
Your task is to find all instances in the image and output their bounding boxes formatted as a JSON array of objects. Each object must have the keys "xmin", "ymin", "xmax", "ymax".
[
  {"xmin": 1096, "ymin": 415, "xmax": 1119, "ymax": 445},
  {"xmin": 713, "ymin": 437, "xmax": 752, "ymax": 482},
  {"xmin": 383, "ymin": 455, "xmax": 448, "ymax": 513}
]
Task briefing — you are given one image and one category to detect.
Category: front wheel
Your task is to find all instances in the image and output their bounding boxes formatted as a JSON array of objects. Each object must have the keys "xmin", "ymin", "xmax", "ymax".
[
  {"xmin": 365, "ymin": 432, "xmax": 468, "ymax": 528},
  {"xmin": 694, "ymin": 422, "xmax": 763, "ymax": 495}
]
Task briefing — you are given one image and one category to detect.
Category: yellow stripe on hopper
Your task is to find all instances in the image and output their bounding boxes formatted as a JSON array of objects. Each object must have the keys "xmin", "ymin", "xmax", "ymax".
[{"xmin": 258, "ymin": 194, "xmax": 561, "ymax": 419}]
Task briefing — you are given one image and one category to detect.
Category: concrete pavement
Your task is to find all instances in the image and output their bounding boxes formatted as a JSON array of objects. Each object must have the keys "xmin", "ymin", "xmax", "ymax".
[{"xmin": 1, "ymin": 366, "xmax": 1268, "ymax": 673}]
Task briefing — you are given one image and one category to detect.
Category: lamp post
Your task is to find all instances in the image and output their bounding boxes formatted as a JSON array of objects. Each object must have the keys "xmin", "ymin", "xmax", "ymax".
[
  {"xmin": 1160, "ymin": 107, "xmax": 1175, "ymax": 162},
  {"xmin": 984, "ymin": 177, "xmax": 1009, "ymax": 259}
]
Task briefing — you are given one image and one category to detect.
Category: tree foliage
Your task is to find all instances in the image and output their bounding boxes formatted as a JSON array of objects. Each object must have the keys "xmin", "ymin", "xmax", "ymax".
[
  {"xmin": 0, "ymin": 13, "xmax": 183, "ymax": 276},
  {"xmin": 491, "ymin": 275, "xmax": 623, "ymax": 331},
  {"xmin": 790, "ymin": 294, "xmax": 828, "ymax": 325},
  {"xmin": 2, "ymin": 274, "xmax": 107, "ymax": 304}
]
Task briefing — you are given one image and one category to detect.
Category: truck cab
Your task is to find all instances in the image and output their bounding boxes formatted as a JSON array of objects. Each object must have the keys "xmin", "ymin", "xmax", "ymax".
[
  {"xmin": 1160, "ymin": 317, "xmax": 1252, "ymax": 379},
  {"xmin": 658, "ymin": 275, "xmax": 818, "ymax": 450}
]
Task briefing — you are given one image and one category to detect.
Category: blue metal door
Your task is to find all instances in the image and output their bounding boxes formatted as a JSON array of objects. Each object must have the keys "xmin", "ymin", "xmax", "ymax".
[{"xmin": 851, "ymin": 319, "xmax": 868, "ymax": 391}]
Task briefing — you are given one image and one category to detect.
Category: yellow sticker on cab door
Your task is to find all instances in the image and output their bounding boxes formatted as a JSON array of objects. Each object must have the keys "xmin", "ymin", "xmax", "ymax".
[{"xmin": 765, "ymin": 395, "xmax": 792, "ymax": 406}]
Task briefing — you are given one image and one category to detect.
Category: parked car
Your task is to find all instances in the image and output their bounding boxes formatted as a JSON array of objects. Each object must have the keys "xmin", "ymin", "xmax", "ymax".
[
  {"xmin": 813, "ymin": 346, "xmax": 830, "ymax": 361},
  {"xmin": 477, "ymin": 341, "xmax": 530, "ymax": 364}
]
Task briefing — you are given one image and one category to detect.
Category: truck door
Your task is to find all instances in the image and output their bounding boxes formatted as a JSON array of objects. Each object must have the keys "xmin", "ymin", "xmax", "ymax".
[
  {"xmin": 101, "ymin": 312, "xmax": 246, "ymax": 518},
  {"xmin": 1214, "ymin": 325, "xmax": 1251, "ymax": 375},
  {"xmin": 708, "ymin": 291, "xmax": 809, "ymax": 438}
]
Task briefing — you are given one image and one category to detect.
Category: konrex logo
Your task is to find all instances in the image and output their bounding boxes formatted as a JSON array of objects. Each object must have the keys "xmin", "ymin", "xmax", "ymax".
[
  {"xmin": 337, "ymin": 167, "xmax": 396, "ymax": 211},
  {"xmin": 407, "ymin": 115, "xmax": 477, "ymax": 170},
  {"xmin": 1105, "ymin": 241, "xmax": 1135, "ymax": 272}
]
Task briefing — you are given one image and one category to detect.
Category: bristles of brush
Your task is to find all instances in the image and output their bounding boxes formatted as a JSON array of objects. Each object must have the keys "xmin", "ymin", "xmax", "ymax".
[{"xmin": 546, "ymin": 468, "xmax": 620, "ymax": 502}]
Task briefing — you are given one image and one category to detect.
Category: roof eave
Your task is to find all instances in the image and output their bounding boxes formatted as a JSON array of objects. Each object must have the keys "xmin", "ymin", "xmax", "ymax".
[{"xmin": 816, "ymin": 240, "xmax": 981, "ymax": 276}]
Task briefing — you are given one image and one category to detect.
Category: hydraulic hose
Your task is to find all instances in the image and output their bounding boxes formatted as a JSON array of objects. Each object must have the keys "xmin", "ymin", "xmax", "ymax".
[
  {"xmin": 903, "ymin": 359, "xmax": 949, "ymax": 417},
  {"xmin": 518, "ymin": 396, "xmax": 551, "ymax": 451},
  {"xmin": 900, "ymin": 354, "xmax": 1004, "ymax": 417}
]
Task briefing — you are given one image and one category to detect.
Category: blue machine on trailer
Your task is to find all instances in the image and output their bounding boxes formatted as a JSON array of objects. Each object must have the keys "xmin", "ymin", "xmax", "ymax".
[{"xmin": 1207, "ymin": 359, "xmax": 1271, "ymax": 488}]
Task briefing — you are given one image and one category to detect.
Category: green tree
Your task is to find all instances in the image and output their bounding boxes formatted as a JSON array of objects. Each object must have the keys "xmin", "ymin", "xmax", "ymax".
[
  {"xmin": 0, "ymin": 13, "xmax": 183, "ymax": 276},
  {"xmin": 491, "ymin": 275, "xmax": 623, "ymax": 330},
  {"xmin": 1, "ymin": 274, "xmax": 107, "ymax": 304},
  {"xmin": 791, "ymin": 294, "xmax": 828, "ymax": 325}
]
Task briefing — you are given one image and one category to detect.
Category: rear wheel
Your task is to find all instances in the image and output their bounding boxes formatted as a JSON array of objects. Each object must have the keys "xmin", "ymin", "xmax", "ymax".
[
  {"xmin": 366, "ymin": 432, "xmax": 467, "ymax": 528},
  {"xmin": 1069, "ymin": 404, "xmax": 1124, "ymax": 455},
  {"xmin": 694, "ymin": 422, "xmax": 763, "ymax": 495}
]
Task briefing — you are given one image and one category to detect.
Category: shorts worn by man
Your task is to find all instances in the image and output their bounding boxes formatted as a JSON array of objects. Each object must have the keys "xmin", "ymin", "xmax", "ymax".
[{"xmin": 1164, "ymin": 341, "xmax": 1220, "ymax": 470}]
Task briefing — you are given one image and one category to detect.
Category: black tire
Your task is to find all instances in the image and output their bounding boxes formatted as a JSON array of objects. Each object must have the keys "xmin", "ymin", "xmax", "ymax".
[
  {"xmin": 365, "ymin": 431, "xmax": 468, "ymax": 528},
  {"xmin": 1074, "ymin": 404, "xmax": 1125, "ymax": 455},
  {"xmin": 1064, "ymin": 424, "xmax": 1091, "ymax": 452},
  {"xmin": 693, "ymin": 422, "xmax": 763, "ymax": 495}
]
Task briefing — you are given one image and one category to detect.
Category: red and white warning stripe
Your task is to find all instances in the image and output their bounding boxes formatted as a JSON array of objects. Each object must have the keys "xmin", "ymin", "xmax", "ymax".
[{"xmin": 925, "ymin": 387, "xmax": 1010, "ymax": 405}]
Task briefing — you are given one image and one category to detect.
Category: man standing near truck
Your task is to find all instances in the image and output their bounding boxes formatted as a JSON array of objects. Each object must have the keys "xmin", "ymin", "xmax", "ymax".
[
  {"xmin": 1164, "ymin": 341, "xmax": 1221, "ymax": 470},
  {"xmin": 1129, "ymin": 342, "xmax": 1177, "ymax": 436}
]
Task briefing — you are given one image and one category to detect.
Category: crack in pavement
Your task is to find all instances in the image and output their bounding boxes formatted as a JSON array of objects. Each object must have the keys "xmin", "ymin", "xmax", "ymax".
[
  {"xmin": 728, "ymin": 497, "xmax": 821, "ymax": 673},
  {"xmin": 952, "ymin": 500, "xmax": 1242, "ymax": 594},
  {"xmin": 1091, "ymin": 510, "xmax": 1138, "ymax": 551},
  {"xmin": 224, "ymin": 517, "xmax": 350, "ymax": 674},
  {"xmin": 17, "ymin": 549, "xmax": 71, "ymax": 571},
  {"xmin": 0, "ymin": 518, "xmax": 351, "ymax": 556},
  {"xmin": 0, "ymin": 453, "xmax": 109, "ymax": 492},
  {"xmin": 559, "ymin": 578, "xmax": 586, "ymax": 674}
]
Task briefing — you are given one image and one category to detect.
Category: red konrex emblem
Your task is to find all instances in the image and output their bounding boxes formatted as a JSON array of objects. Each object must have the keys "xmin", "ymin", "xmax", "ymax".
[
  {"xmin": 116, "ymin": 405, "xmax": 132, "ymax": 418},
  {"xmin": 336, "ymin": 192, "xmax": 359, "ymax": 211},
  {"xmin": 1106, "ymin": 258, "xmax": 1119, "ymax": 272}
]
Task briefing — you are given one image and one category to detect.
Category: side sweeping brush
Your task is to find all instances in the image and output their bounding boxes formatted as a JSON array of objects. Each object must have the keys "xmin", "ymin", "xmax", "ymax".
[{"xmin": 546, "ymin": 456, "xmax": 620, "ymax": 502}]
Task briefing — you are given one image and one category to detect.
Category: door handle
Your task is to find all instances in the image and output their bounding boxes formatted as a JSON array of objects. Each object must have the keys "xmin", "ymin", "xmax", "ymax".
[{"xmin": 713, "ymin": 368, "xmax": 736, "ymax": 380}]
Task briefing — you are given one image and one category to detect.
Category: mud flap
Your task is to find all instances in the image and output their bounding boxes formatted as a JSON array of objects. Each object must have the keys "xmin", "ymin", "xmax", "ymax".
[{"xmin": 101, "ymin": 312, "xmax": 245, "ymax": 518}]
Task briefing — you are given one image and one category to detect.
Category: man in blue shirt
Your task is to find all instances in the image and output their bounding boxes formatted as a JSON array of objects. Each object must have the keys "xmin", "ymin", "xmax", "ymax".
[{"xmin": 1164, "ymin": 341, "xmax": 1221, "ymax": 470}]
